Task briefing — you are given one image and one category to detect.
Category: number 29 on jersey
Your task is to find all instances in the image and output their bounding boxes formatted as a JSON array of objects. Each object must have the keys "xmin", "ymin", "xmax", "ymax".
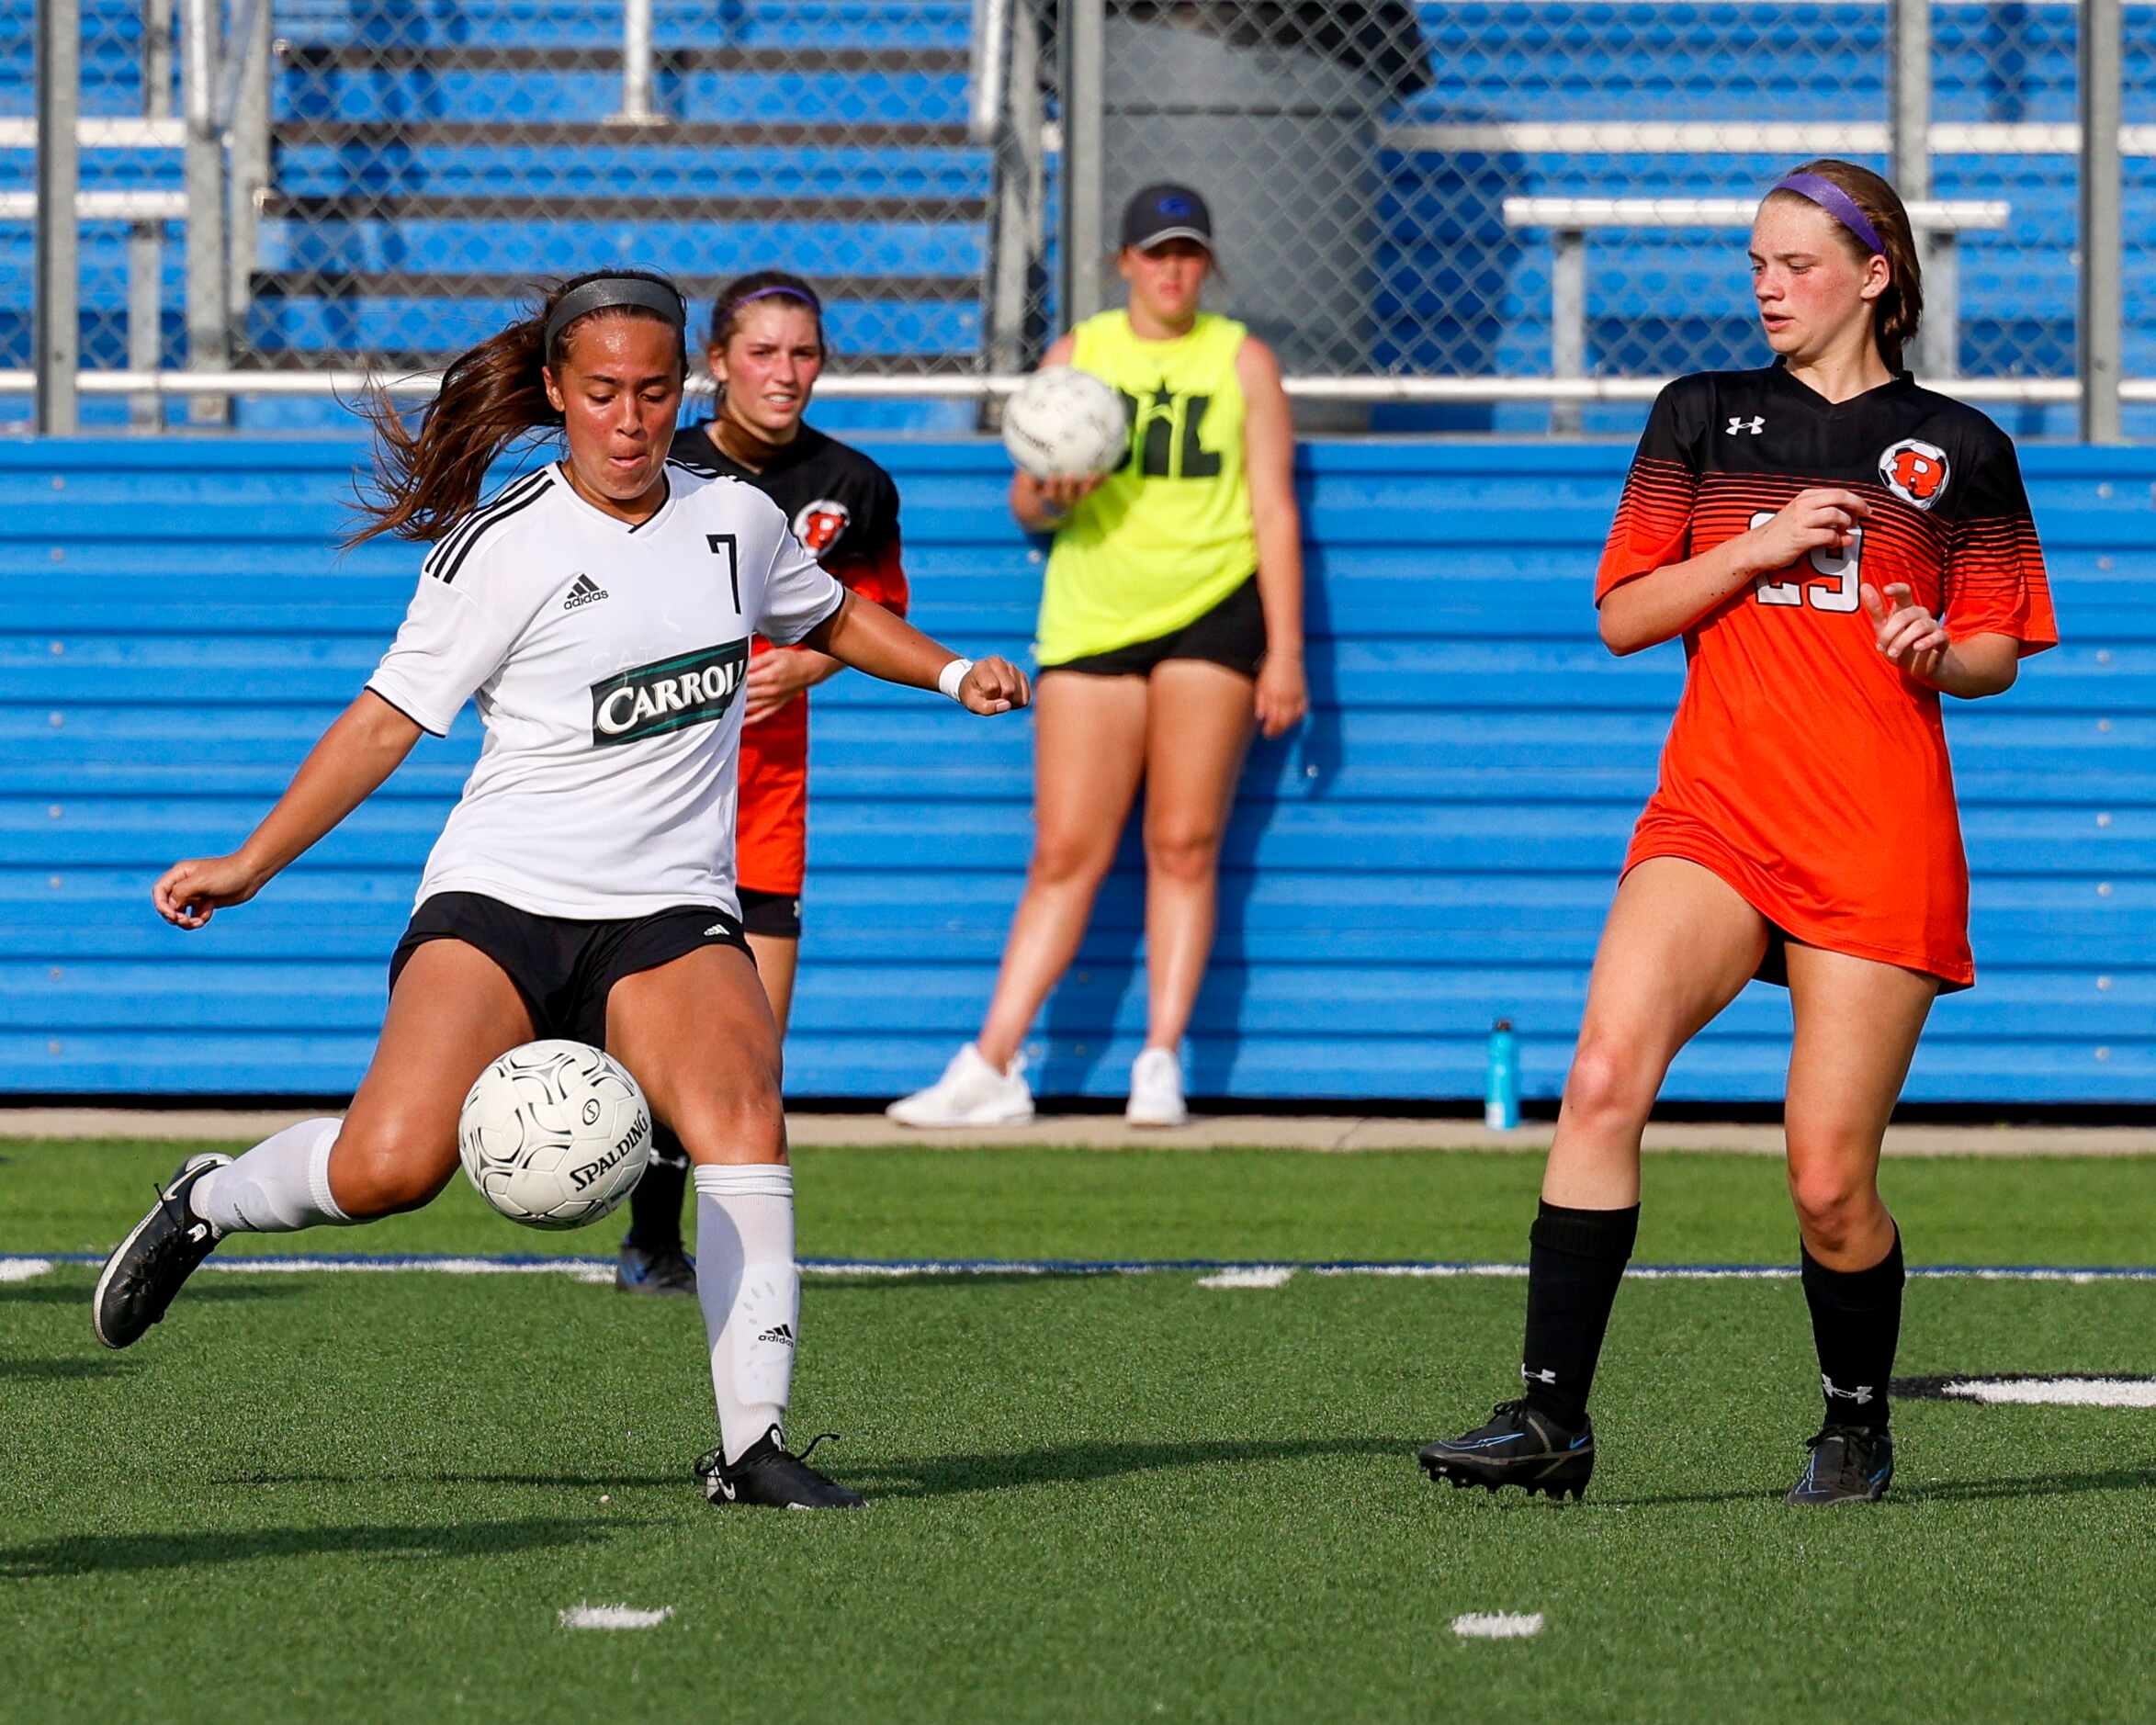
[{"xmin": 1748, "ymin": 510, "xmax": 1861, "ymax": 613}]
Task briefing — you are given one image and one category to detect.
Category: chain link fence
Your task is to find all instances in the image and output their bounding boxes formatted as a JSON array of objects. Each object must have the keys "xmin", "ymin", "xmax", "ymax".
[{"xmin": 14, "ymin": 0, "xmax": 2147, "ymax": 432}]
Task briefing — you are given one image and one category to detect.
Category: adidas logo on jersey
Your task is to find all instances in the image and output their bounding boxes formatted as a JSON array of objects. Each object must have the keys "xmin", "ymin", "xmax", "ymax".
[
  {"xmin": 756, "ymin": 1323, "xmax": 797, "ymax": 1347},
  {"xmin": 562, "ymin": 573, "xmax": 610, "ymax": 610}
]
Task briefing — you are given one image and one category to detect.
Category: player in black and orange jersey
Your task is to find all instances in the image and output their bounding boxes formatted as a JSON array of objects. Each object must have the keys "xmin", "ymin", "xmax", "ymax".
[
  {"xmin": 615, "ymin": 271, "xmax": 909, "ymax": 1294},
  {"xmin": 1417, "ymin": 161, "xmax": 2056, "ymax": 1506}
]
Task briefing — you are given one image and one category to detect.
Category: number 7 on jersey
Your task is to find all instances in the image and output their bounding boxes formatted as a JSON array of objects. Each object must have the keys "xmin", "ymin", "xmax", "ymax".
[{"xmin": 706, "ymin": 534, "xmax": 740, "ymax": 614}]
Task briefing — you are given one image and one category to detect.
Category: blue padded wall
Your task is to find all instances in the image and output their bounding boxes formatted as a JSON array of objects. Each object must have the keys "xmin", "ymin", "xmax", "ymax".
[{"xmin": 2, "ymin": 434, "xmax": 2150, "ymax": 1103}]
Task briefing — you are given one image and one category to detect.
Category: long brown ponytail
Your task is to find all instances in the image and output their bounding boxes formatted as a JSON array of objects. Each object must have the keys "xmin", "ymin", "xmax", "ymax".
[{"xmin": 347, "ymin": 268, "xmax": 688, "ymax": 547}]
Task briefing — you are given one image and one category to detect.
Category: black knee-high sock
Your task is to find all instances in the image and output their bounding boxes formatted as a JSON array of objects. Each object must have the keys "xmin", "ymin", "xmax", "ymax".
[
  {"xmin": 1801, "ymin": 1228, "xmax": 1903, "ymax": 1431},
  {"xmin": 626, "ymin": 1128, "xmax": 690, "ymax": 1253},
  {"xmin": 1519, "ymin": 1201, "xmax": 1640, "ymax": 1428}
]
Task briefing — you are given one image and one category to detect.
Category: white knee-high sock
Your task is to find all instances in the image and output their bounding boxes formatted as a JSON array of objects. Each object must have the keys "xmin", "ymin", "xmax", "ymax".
[
  {"xmin": 694, "ymin": 1163, "xmax": 798, "ymax": 1464},
  {"xmin": 188, "ymin": 1118, "xmax": 355, "ymax": 1234}
]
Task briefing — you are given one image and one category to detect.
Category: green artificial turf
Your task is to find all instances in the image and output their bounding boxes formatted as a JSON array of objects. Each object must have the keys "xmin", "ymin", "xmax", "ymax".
[
  {"xmin": 4, "ymin": 1141, "xmax": 2152, "ymax": 1722},
  {"xmin": 8, "ymin": 1137, "xmax": 2156, "ymax": 1268}
]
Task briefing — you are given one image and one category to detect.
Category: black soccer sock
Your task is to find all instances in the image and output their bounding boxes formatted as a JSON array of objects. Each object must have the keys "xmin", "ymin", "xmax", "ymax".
[
  {"xmin": 1519, "ymin": 1200, "xmax": 1640, "ymax": 1428},
  {"xmin": 1801, "ymin": 1228, "xmax": 1904, "ymax": 1431},
  {"xmin": 625, "ymin": 1133, "xmax": 690, "ymax": 1254}
]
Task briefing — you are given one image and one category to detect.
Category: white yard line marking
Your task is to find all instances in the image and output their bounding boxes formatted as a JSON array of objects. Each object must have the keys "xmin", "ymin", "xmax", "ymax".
[
  {"xmin": 10, "ymin": 1253, "xmax": 2156, "ymax": 1285},
  {"xmin": 1197, "ymin": 1266, "xmax": 1297, "ymax": 1290},
  {"xmin": 1941, "ymin": 1377, "xmax": 2156, "ymax": 1408},
  {"xmin": 199, "ymin": 1257, "xmax": 615, "ymax": 1283},
  {"xmin": 1316, "ymin": 1265, "xmax": 1789, "ymax": 1281},
  {"xmin": 803, "ymin": 1260, "xmax": 1067, "ymax": 1279},
  {"xmin": 1452, "ymin": 1612, "xmax": 1543, "ymax": 1640},
  {"xmin": 558, "ymin": 1604, "xmax": 674, "ymax": 1631}
]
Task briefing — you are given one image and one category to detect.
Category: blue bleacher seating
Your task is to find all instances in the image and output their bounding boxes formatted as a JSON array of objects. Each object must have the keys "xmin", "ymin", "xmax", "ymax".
[{"xmin": 3, "ymin": 434, "xmax": 2151, "ymax": 1103}]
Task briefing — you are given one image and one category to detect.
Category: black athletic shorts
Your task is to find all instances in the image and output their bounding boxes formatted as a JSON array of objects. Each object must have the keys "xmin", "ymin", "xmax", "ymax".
[
  {"xmin": 737, "ymin": 885, "xmax": 803, "ymax": 940},
  {"xmin": 1041, "ymin": 573, "xmax": 1266, "ymax": 681},
  {"xmin": 388, "ymin": 891, "xmax": 751, "ymax": 1048}
]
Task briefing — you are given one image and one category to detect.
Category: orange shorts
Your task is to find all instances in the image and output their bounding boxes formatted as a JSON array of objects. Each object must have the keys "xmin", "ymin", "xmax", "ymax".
[{"xmin": 737, "ymin": 678, "xmax": 808, "ymax": 897}]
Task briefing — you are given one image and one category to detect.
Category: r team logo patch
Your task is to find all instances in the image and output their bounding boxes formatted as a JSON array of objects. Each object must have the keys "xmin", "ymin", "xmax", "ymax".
[
  {"xmin": 792, "ymin": 497, "xmax": 852, "ymax": 555},
  {"xmin": 1879, "ymin": 437, "xmax": 1951, "ymax": 509},
  {"xmin": 590, "ymin": 641, "xmax": 749, "ymax": 747}
]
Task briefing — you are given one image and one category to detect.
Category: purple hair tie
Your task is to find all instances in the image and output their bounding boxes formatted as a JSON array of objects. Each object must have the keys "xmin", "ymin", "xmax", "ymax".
[
  {"xmin": 733, "ymin": 285, "xmax": 818, "ymax": 308},
  {"xmin": 1770, "ymin": 173, "xmax": 1887, "ymax": 255}
]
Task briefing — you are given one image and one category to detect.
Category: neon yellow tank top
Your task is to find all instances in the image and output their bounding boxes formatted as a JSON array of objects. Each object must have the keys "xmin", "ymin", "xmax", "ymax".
[{"xmin": 1036, "ymin": 310, "xmax": 1256, "ymax": 666}]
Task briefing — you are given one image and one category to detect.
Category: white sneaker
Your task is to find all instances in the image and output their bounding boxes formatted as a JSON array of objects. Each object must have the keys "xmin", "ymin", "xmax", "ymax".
[
  {"xmin": 885, "ymin": 1043, "xmax": 1034, "ymax": 1129},
  {"xmin": 1125, "ymin": 1046, "xmax": 1189, "ymax": 1128}
]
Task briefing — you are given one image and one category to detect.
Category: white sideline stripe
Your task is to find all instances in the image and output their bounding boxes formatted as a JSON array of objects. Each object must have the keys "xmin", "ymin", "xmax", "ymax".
[
  {"xmin": 558, "ymin": 1604, "xmax": 673, "ymax": 1631},
  {"xmin": 1314, "ymin": 1264, "xmax": 1796, "ymax": 1280},
  {"xmin": 1198, "ymin": 1267, "xmax": 1298, "ymax": 1290},
  {"xmin": 1453, "ymin": 1612, "xmax": 1544, "ymax": 1640},
  {"xmin": 201, "ymin": 1256, "xmax": 615, "ymax": 1284},
  {"xmin": 1942, "ymin": 1378, "xmax": 2156, "ymax": 1408},
  {"xmin": 12, "ymin": 1254, "xmax": 2156, "ymax": 1284},
  {"xmin": 801, "ymin": 1259, "xmax": 1078, "ymax": 1279}
]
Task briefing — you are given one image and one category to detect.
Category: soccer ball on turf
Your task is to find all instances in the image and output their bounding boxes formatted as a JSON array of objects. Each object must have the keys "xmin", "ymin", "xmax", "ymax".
[
  {"xmin": 457, "ymin": 1040, "xmax": 652, "ymax": 1230},
  {"xmin": 1001, "ymin": 366, "xmax": 1131, "ymax": 481}
]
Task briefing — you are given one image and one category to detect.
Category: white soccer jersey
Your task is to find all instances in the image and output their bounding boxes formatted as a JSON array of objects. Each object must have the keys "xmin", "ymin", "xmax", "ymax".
[{"xmin": 366, "ymin": 459, "xmax": 845, "ymax": 919}]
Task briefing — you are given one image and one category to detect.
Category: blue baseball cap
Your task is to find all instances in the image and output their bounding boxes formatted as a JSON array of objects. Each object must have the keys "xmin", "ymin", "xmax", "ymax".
[{"xmin": 1120, "ymin": 184, "xmax": 1213, "ymax": 253}]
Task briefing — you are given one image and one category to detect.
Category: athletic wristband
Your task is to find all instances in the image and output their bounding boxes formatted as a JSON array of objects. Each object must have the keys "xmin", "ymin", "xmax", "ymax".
[{"xmin": 937, "ymin": 657, "xmax": 975, "ymax": 702}]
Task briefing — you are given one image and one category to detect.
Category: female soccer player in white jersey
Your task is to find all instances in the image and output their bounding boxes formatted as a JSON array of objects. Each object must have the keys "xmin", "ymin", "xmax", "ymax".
[{"xmin": 89, "ymin": 268, "xmax": 1031, "ymax": 1511}]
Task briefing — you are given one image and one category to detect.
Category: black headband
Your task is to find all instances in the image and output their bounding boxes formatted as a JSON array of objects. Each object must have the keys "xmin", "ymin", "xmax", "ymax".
[{"xmin": 543, "ymin": 276, "xmax": 687, "ymax": 356}]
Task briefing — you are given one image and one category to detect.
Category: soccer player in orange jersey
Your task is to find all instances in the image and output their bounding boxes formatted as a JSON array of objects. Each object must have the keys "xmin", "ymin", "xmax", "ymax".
[
  {"xmin": 615, "ymin": 272, "xmax": 910, "ymax": 1294},
  {"xmin": 1417, "ymin": 161, "xmax": 2057, "ymax": 1506}
]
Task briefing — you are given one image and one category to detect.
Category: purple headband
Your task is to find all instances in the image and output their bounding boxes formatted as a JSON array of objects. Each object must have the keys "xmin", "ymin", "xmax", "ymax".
[
  {"xmin": 1770, "ymin": 173, "xmax": 1887, "ymax": 255},
  {"xmin": 731, "ymin": 285, "xmax": 818, "ymax": 309}
]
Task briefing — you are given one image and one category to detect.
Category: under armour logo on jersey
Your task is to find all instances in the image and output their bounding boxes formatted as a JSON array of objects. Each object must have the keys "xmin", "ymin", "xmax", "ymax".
[
  {"xmin": 562, "ymin": 573, "xmax": 610, "ymax": 610},
  {"xmin": 1725, "ymin": 415, "xmax": 1766, "ymax": 435},
  {"xmin": 1823, "ymin": 1374, "xmax": 1876, "ymax": 1405},
  {"xmin": 1521, "ymin": 1366, "xmax": 1559, "ymax": 1386}
]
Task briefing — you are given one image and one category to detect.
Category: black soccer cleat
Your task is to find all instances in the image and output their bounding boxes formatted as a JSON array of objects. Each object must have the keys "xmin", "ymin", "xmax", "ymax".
[
  {"xmin": 615, "ymin": 1240, "xmax": 697, "ymax": 1297},
  {"xmin": 1786, "ymin": 1424, "xmax": 1894, "ymax": 1506},
  {"xmin": 92, "ymin": 1153, "xmax": 231, "ymax": 1349},
  {"xmin": 695, "ymin": 1426, "xmax": 866, "ymax": 1510},
  {"xmin": 1417, "ymin": 1399, "xmax": 1595, "ymax": 1502}
]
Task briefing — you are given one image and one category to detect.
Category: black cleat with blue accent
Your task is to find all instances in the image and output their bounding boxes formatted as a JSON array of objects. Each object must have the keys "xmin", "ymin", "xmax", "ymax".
[
  {"xmin": 615, "ymin": 1239, "xmax": 697, "ymax": 1297},
  {"xmin": 1786, "ymin": 1424, "xmax": 1894, "ymax": 1505},
  {"xmin": 1418, "ymin": 1399, "xmax": 1595, "ymax": 1501},
  {"xmin": 92, "ymin": 1152, "xmax": 231, "ymax": 1349}
]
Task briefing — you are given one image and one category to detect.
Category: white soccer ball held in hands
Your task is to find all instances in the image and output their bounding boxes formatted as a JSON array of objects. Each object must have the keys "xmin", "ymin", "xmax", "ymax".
[{"xmin": 1002, "ymin": 366, "xmax": 1131, "ymax": 481}]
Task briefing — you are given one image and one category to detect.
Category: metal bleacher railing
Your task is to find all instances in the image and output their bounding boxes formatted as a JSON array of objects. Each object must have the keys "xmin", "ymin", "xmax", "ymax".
[
  {"xmin": 1504, "ymin": 197, "xmax": 2012, "ymax": 432},
  {"xmin": 13, "ymin": 0, "xmax": 2147, "ymax": 436}
]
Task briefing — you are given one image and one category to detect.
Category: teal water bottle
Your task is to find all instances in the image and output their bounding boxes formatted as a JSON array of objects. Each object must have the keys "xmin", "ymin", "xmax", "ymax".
[{"xmin": 1484, "ymin": 1019, "xmax": 1520, "ymax": 1131}]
